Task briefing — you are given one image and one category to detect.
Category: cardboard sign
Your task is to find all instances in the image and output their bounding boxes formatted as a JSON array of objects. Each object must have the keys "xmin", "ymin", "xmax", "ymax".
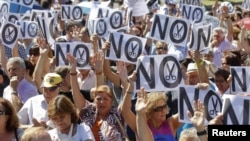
[
  {"xmin": 216, "ymin": 2, "xmax": 234, "ymax": 14},
  {"xmin": 179, "ymin": 86, "xmax": 222, "ymax": 123},
  {"xmin": 242, "ymin": 0, "xmax": 250, "ymax": 10},
  {"xmin": 106, "ymin": 32, "xmax": 147, "ymax": 64},
  {"xmin": 36, "ymin": 15, "xmax": 55, "ymax": 45},
  {"xmin": 203, "ymin": 15, "xmax": 220, "ymax": 30},
  {"xmin": 180, "ymin": 0, "xmax": 201, "ymax": 6},
  {"xmin": 4, "ymin": 13, "xmax": 20, "ymax": 24},
  {"xmin": 189, "ymin": 23, "xmax": 212, "ymax": 52},
  {"xmin": 182, "ymin": 4, "xmax": 205, "ymax": 23},
  {"xmin": 61, "ymin": 5, "xmax": 90, "ymax": 21},
  {"xmin": 230, "ymin": 67, "xmax": 250, "ymax": 94},
  {"xmin": 135, "ymin": 54, "xmax": 182, "ymax": 91},
  {"xmin": 0, "ymin": 1, "xmax": 9, "ymax": 13},
  {"xmin": 0, "ymin": 19, "xmax": 20, "ymax": 48},
  {"xmin": 222, "ymin": 94, "xmax": 250, "ymax": 125},
  {"xmin": 55, "ymin": 42, "xmax": 93, "ymax": 69},
  {"xmin": 17, "ymin": 21, "xmax": 38, "ymax": 39},
  {"xmin": 150, "ymin": 14, "xmax": 191, "ymax": 46},
  {"xmin": 9, "ymin": 0, "xmax": 33, "ymax": 13}
]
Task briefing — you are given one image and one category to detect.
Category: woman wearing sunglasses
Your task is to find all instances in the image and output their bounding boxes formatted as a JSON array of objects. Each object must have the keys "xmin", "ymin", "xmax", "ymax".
[
  {"xmin": 121, "ymin": 72, "xmax": 182, "ymax": 141},
  {"xmin": 0, "ymin": 98, "xmax": 23, "ymax": 141}
]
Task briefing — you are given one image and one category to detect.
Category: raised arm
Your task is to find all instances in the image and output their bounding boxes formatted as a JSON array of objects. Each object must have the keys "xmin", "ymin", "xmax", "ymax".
[
  {"xmin": 67, "ymin": 53, "xmax": 87, "ymax": 110},
  {"xmin": 239, "ymin": 25, "xmax": 250, "ymax": 54},
  {"xmin": 188, "ymin": 100, "xmax": 208, "ymax": 141},
  {"xmin": 220, "ymin": 6, "xmax": 233, "ymax": 41},
  {"xmin": 135, "ymin": 87, "xmax": 154, "ymax": 141},
  {"xmin": 120, "ymin": 70, "xmax": 137, "ymax": 133},
  {"xmin": 191, "ymin": 50, "xmax": 209, "ymax": 84},
  {"xmin": 0, "ymin": 40, "xmax": 7, "ymax": 72},
  {"xmin": 33, "ymin": 45, "xmax": 49, "ymax": 93},
  {"xmin": 102, "ymin": 42, "xmax": 121, "ymax": 87}
]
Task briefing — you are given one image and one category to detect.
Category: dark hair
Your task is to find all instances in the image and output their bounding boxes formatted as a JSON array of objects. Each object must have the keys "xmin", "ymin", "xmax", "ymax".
[
  {"xmin": 223, "ymin": 51, "xmax": 241, "ymax": 66},
  {"xmin": 24, "ymin": 60, "xmax": 35, "ymax": 77},
  {"xmin": 0, "ymin": 98, "xmax": 20, "ymax": 132},
  {"xmin": 29, "ymin": 45, "xmax": 40, "ymax": 56},
  {"xmin": 215, "ymin": 69, "xmax": 230, "ymax": 81}
]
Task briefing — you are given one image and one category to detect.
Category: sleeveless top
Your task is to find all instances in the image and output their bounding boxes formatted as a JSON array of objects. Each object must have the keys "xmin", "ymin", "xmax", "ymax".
[{"xmin": 148, "ymin": 121, "xmax": 176, "ymax": 141}]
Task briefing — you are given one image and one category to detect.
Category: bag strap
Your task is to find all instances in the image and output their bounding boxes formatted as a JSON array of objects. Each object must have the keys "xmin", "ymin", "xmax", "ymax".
[
  {"xmin": 15, "ymin": 128, "xmax": 19, "ymax": 141},
  {"xmin": 113, "ymin": 114, "xmax": 129, "ymax": 139}
]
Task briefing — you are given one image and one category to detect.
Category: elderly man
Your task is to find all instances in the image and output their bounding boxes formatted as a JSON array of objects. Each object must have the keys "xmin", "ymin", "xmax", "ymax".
[
  {"xmin": 3, "ymin": 57, "xmax": 38, "ymax": 111},
  {"xmin": 210, "ymin": 6, "xmax": 235, "ymax": 67}
]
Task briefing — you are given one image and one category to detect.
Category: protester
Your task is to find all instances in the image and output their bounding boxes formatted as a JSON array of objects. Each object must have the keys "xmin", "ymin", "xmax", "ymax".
[
  {"xmin": 47, "ymin": 95, "xmax": 95, "ymax": 141},
  {"xmin": 0, "ymin": 98, "xmax": 23, "ymax": 141},
  {"xmin": 18, "ymin": 73, "xmax": 62, "ymax": 128},
  {"xmin": 21, "ymin": 127, "xmax": 52, "ymax": 141},
  {"xmin": 3, "ymin": 57, "xmax": 38, "ymax": 112},
  {"xmin": 68, "ymin": 53, "xmax": 126, "ymax": 140}
]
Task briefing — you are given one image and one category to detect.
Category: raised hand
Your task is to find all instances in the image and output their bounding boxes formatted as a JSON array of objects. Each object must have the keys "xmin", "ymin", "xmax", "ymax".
[
  {"xmin": 188, "ymin": 100, "xmax": 205, "ymax": 131},
  {"xmin": 91, "ymin": 52, "xmax": 104, "ymax": 74},
  {"xmin": 116, "ymin": 61, "xmax": 128, "ymax": 84},
  {"xmin": 66, "ymin": 53, "xmax": 77, "ymax": 72},
  {"xmin": 135, "ymin": 87, "xmax": 149, "ymax": 114}
]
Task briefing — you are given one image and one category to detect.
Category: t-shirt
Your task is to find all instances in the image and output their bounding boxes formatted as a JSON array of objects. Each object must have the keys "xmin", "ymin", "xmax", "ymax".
[
  {"xmin": 48, "ymin": 124, "xmax": 95, "ymax": 141},
  {"xmin": 148, "ymin": 121, "xmax": 176, "ymax": 141}
]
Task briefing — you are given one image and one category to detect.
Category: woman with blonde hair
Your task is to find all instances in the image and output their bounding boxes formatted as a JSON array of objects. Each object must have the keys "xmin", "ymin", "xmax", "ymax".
[
  {"xmin": 21, "ymin": 127, "xmax": 51, "ymax": 141},
  {"xmin": 47, "ymin": 95, "xmax": 94, "ymax": 141},
  {"xmin": 0, "ymin": 98, "xmax": 23, "ymax": 141}
]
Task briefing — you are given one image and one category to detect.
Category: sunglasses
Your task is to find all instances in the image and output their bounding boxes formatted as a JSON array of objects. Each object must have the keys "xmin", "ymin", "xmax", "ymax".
[
  {"xmin": 29, "ymin": 52, "xmax": 40, "ymax": 56},
  {"xmin": 153, "ymin": 104, "xmax": 167, "ymax": 112},
  {"xmin": 156, "ymin": 47, "xmax": 167, "ymax": 51},
  {"xmin": 45, "ymin": 86, "xmax": 58, "ymax": 92},
  {"xmin": 0, "ymin": 110, "xmax": 6, "ymax": 115}
]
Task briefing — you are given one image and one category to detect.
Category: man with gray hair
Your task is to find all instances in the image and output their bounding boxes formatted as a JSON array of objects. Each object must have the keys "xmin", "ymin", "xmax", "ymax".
[
  {"xmin": 210, "ymin": 6, "xmax": 235, "ymax": 67},
  {"xmin": 3, "ymin": 57, "xmax": 38, "ymax": 111}
]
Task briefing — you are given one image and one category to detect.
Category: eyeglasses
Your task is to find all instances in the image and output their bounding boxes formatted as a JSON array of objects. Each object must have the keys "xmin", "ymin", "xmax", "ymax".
[
  {"xmin": 156, "ymin": 47, "xmax": 167, "ymax": 51},
  {"xmin": 0, "ymin": 110, "xmax": 6, "ymax": 115},
  {"xmin": 153, "ymin": 104, "xmax": 167, "ymax": 112},
  {"xmin": 44, "ymin": 86, "xmax": 58, "ymax": 92}
]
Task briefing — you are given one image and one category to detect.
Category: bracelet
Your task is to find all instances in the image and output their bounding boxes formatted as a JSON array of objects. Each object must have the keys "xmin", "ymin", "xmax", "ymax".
[
  {"xmin": 69, "ymin": 72, "xmax": 77, "ymax": 75},
  {"xmin": 196, "ymin": 60, "xmax": 204, "ymax": 66},
  {"xmin": 197, "ymin": 129, "xmax": 207, "ymax": 136},
  {"xmin": 126, "ymin": 91, "xmax": 133, "ymax": 94}
]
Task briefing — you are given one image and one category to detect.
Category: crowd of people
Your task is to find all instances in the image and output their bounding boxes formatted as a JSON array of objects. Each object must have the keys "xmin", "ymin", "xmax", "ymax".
[{"xmin": 0, "ymin": 0, "xmax": 250, "ymax": 140}]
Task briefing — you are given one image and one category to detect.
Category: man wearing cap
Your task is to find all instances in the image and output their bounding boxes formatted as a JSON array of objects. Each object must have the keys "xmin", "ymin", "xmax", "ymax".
[{"xmin": 18, "ymin": 73, "xmax": 62, "ymax": 127}]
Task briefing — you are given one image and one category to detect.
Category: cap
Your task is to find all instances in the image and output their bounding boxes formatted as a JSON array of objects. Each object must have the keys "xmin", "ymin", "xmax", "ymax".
[
  {"xmin": 187, "ymin": 63, "xmax": 198, "ymax": 73},
  {"xmin": 41, "ymin": 73, "xmax": 62, "ymax": 88}
]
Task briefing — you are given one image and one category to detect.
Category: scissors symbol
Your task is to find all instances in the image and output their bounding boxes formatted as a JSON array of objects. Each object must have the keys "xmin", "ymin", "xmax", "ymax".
[
  {"xmin": 209, "ymin": 109, "xmax": 218, "ymax": 115},
  {"xmin": 165, "ymin": 63, "xmax": 176, "ymax": 80},
  {"xmin": 173, "ymin": 33, "xmax": 182, "ymax": 38}
]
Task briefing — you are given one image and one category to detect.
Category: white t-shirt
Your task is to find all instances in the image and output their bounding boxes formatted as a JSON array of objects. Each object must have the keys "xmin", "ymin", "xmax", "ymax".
[
  {"xmin": 48, "ymin": 123, "xmax": 95, "ymax": 141},
  {"xmin": 18, "ymin": 95, "xmax": 48, "ymax": 125}
]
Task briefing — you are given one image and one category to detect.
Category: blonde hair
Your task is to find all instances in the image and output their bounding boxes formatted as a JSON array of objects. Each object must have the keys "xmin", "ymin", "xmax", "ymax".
[
  {"xmin": 145, "ymin": 92, "xmax": 169, "ymax": 118},
  {"xmin": 21, "ymin": 127, "xmax": 50, "ymax": 141}
]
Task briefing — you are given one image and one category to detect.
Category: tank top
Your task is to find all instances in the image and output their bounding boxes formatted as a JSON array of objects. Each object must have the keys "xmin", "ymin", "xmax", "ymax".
[{"xmin": 148, "ymin": 121, "xmax": 176, "ymax": 141}]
